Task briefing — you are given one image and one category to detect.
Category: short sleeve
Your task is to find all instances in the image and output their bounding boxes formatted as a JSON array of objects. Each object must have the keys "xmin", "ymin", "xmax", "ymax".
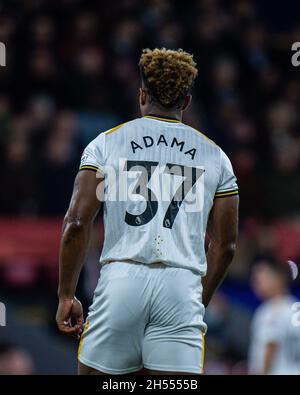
[
  {"xmin": 79, "ymin": 135, "xmax": 105, "ymax": 175},
  {"xmin": 215, "ymin": 149, "xmax": 238, "ymax": 198}
]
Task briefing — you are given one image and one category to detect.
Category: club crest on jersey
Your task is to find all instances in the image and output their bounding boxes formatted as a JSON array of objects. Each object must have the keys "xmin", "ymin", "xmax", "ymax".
[{"xmin": 131, "ymin": 135, "xmax": 197, "ymax": 160}]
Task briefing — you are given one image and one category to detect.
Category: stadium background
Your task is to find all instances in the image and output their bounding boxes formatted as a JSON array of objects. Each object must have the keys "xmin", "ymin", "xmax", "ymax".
[{"xmin": 0, "ymin": 0, "xmax": 300, "ymax": 374}]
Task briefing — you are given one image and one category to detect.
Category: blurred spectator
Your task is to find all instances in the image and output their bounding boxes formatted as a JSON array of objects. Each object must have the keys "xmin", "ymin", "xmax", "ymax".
[
  {"xmin": 249, "ymin": 258, "xmax": 300, "ymax": 375},
  {"xmin": 0, "ymin": 0, "xmax": 298, "ymax": 223},
  {"xmin": 0, "ymin": 343, "xmax": 35, "ymax": 375}
]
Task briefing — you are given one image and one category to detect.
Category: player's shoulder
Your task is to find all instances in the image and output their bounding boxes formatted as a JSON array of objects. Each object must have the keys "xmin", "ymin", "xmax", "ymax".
[
  {"xmin": 104, "ymin": 118, "xmax": 140, "ymax": 137},
  {"xmin": 84, "ymin": 118, "xmax": 138, "ymax": 149},
  {"xmin": 183, "ymin": 124, "xmax": 234, "ymax": 171},
  {"xmin": 183, "ymin": 123, "xmax": 219, "ymax": 149}
]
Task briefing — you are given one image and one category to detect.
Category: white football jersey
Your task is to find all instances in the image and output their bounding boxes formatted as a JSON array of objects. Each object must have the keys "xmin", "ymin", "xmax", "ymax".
[
  {"xmin": 249, "ymin": 295, "xmax": 300, "ymax": 375},
  {"xmin": 80, "ymin": 115, "xmax": 238, "ymax": 275}
]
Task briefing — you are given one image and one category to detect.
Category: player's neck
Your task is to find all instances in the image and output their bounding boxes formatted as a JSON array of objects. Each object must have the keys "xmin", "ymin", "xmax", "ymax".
[{"xmin": 144, "ymin": 107, "xmax": 182, "ymax": 122}]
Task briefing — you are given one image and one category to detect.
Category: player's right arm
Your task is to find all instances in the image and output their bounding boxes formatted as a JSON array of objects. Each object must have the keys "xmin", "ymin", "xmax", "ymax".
[{"xmin": 56, "ymin": 169, "xmax": 104, "ymax": 338}]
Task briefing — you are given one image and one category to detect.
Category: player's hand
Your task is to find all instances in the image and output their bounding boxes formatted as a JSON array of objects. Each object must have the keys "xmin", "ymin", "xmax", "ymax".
[{"xmin": 56, "ymin": 296, "xmax": 84, "ymax": 339}]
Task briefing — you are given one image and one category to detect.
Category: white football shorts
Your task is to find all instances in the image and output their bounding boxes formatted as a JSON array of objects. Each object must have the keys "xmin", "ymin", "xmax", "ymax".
[{"xmin": 78, "ymin": 261, "xmax": 206, "ymax": 374}]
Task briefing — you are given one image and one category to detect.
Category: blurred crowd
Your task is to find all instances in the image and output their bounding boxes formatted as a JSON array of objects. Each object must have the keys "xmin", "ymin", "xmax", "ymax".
[
  {"xmin": 1, "ymin": 0, "xmax": 300, "ymax": 219},
  {"xmin": 0, "ymin": 0, "xmax": 300, "ymax": 374}
]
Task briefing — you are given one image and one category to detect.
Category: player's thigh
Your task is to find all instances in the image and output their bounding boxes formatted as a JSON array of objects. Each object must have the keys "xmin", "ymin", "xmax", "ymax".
[
  {"xmin": 79, "ymin": 262, "xmax": 150, "ymax": 373},
  {"xmin": 143, "ymin": 368, "xmax": 198, "ymax": 375},
  {"xmin": 143, "ymin": 267, "xmax": 205, "ymax": 374},
  {"xmin": 78, "ymin": 361, "xmax": 106, "ymax": 375},
  {"xmin": 78, "ymin": 361, "xmax": 145, "ymax": 375},
  {"xmin": 143, "ymin": 327, "xmax": 205, "ymax": 375}
]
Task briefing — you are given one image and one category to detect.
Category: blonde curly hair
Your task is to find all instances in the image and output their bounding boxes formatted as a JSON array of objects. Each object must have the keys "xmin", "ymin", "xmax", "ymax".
[{"xmin": 139, "ymin": 48, "xmax": 198, "ymax": 108}]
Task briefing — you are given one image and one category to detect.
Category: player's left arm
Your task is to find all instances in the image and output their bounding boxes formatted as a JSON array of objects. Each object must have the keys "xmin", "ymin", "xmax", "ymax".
[
  {"xmin": 56, "ymin": 170, "xmax": 104, "ymax": 338},
  {"xmin": 202, "ymin": 194, "xmax": 239, "ymax": 307},
  {"xmin": 202, "ymin": 148, "xmax": 239, "ymax": 307}
]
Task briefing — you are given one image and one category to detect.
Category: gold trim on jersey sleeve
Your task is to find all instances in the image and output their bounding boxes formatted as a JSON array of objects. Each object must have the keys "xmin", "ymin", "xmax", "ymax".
[
  {"xmin": 214, "ymin": 189, "xmax": 239, "ymax": 198},
  {"xmin": 79, "ymin": 165, "xmax": 99, "ymax": 172}
]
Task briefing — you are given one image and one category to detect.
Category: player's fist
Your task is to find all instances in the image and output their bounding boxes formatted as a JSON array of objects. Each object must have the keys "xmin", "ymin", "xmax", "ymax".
[{"xmin": 56, "ymin": 296, "xmax": 84, "ymax": 339}]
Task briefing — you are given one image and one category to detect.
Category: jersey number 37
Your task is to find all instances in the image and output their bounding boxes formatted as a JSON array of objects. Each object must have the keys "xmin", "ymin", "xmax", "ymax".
[{"xmin": 124, "ymin": 160, "xmax": 204, "ymax": 229}]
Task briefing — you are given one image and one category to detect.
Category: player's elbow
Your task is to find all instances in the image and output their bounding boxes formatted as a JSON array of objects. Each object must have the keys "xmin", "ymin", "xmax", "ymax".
[
  {"xmin": 223, "ymin": 242, "xmax": 236, "ymax": 261},
  {"xmin": 212, "ymin": 240, "xmax": 237, "ymax": 262},
  {"xmin": 62, "ymin": 216, "xmax": 88, "ymax": 243}
]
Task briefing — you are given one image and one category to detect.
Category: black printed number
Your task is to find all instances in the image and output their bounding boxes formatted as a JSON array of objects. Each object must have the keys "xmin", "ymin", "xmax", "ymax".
[
  {"xmin": 124, "ymin": 160, "xmax": 158, "ymax": 227},
  {"xmin": 124, "ymin": 160, "xmax": 203, "ymax": 229}
]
